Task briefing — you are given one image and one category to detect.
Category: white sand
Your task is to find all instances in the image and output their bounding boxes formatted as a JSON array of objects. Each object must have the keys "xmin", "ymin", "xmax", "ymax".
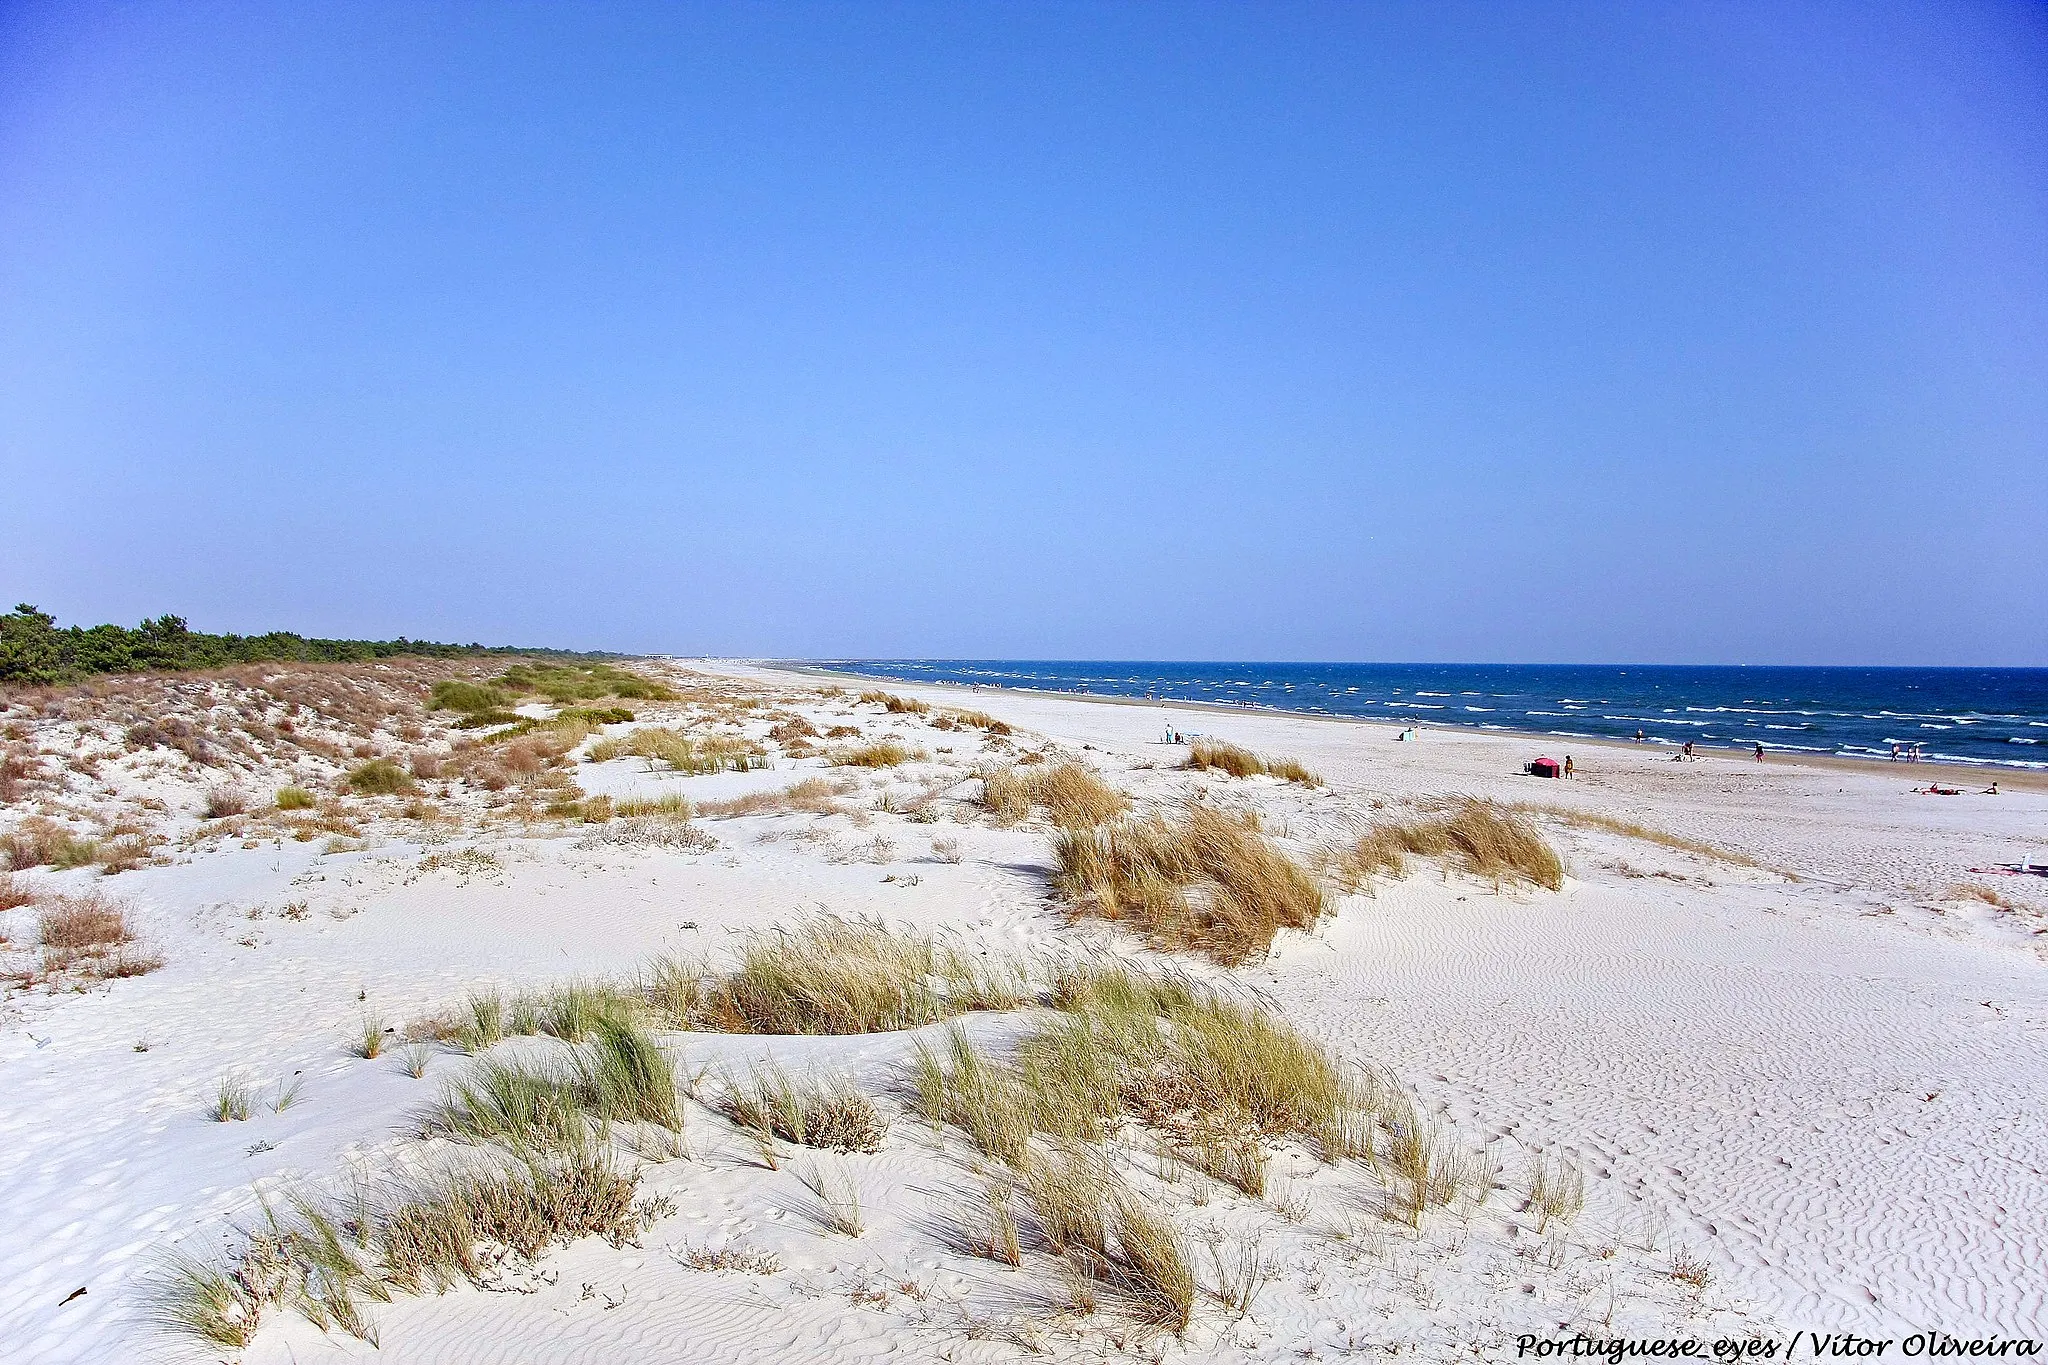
[{"xmin": 2, "ymin": 661, "xmax": 2043, "ymax": 1361}]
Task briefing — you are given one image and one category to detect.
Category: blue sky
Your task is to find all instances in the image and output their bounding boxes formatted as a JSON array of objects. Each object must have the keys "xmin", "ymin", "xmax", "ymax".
[{"xmin": 2, "ymin": 1, "xmax": 2043, "ymax": 664}]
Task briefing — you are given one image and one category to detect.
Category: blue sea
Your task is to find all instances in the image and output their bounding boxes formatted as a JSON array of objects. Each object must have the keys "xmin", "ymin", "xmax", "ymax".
[{"xmin": 806, "ymin": 661, "xmax": 2048, "ymax": 770}]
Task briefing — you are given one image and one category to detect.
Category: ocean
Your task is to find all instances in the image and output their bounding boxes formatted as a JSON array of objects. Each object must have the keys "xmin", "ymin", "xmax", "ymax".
[{"xmin": 804, "ymin": 661, "xmax": 2048, "ymax": 770}]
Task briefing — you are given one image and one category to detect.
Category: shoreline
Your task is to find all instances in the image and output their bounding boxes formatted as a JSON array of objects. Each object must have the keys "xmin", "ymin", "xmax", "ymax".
[{"xmin": 775, "ymin": 661, "xmax": 2048, "ymax": 793}]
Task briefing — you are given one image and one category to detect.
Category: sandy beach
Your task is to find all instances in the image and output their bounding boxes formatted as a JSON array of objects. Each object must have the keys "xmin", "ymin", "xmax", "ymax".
[{"xmin": 2, "ymin": 659, "xmax": 2043, "ymax": 1362}]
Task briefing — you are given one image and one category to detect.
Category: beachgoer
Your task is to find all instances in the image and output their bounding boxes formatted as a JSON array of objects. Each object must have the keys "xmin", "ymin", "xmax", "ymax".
[
  {"xmin": 1635, "ymin": 729, "xmax": 1645, "ymax": 744},
  {"xmin": 1682, "ymin": 741, "xmax": 1695, "ymax": 761},
  {"xmin": 1754, "ymin": 742, "xmax": 1764, "ymax": 762},
  {"xmin": 1563, "ymin": 755, "xmax": 1574, "ymax": 779},
  {"xmin": 1891, "ymin": 743, "xmax": 1900, "ymax": 760},
  {"xmin": 1984, "ymin": 783, "xmax": 2000, "ymax": 795}
]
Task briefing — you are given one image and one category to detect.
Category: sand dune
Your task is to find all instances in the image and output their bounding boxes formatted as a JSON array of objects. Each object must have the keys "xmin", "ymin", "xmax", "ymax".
[{"xmin": 1, "ymin": 660, "xmax": 2041, "ymax": 1361}]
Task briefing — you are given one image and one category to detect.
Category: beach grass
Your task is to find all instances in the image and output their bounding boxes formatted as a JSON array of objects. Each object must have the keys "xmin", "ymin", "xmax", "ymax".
[{"xmin": 1053, "ymin": 805, "xmax": 1326, "ymax": 964}]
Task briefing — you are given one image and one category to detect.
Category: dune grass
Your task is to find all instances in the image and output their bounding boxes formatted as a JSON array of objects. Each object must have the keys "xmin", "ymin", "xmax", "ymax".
[
  {"xmin": 157, "ymin": 1143, "xmax": 658, "ymax": 1351},
  {"xmin": 275, "ymin": 786, "xmax": 316, "ymax": 810},
  {"xmin": 941, "ymin": 707, "xmax": 1012, "ymax": 735},
  {"xmin": 0, "ymin": 870, "xmax": 33, "ymax": 910},
  {"xmin": 586, "ymin": 727, "xmax": 769, "ymax": 775},
  {"xmin": 696, "ymin": 777, "xmax": 845, "ymax": 819},
  {"xmin": 429, "ymin": 1015, "xmax": 683, "ymax": 1149},
  {"xmin": 1512, "ymin": 803, "xmax": 1756, "ymax": 869},
  {"xmin": 980, "ymin": 759, "xmax": 1129, "ymax": 828},
  {"xmin": 1053, "ymin": 804, "xmax": 1326, "ymax": 964},
  {"xmin": 828, "ymin": 739, "xmax": 925, "ymax": 768},
  {"xmin": 612, "ymin": 793, "xmax": 693, "ymax": 821},
  {"xmin": 1330, "ymin": 798, "xmax": 1564, "ymax": 893},
  {"xmin": 1014, "ymin": 1145, "xmax": 1194, "ymax": 1330},
  {"xmin": 859, "ymin": 690, "xmax": 930, "ymax": 714},
  {"xmin": 1182, "ymin": 740, "xmax": 1322, "ymax": 787},
  {"xmin": 675, "ymin": 917, "xmax": 1029, "ymax": 1035},
  {"xmin": 718, "ymin": 1064, "xmax": 888, "ymax": 1154}
]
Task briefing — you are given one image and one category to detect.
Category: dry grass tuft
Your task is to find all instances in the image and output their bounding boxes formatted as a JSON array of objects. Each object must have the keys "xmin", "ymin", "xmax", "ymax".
[
  {"xmin": 860, "ymin": 690, "xmax": 930, "ymax": 715},
  {"xmin": 942, "ymin": 707, "xmax": 1012, "ymax": 735},
  {"xmin": 1054, "ymin": 804, "xmax": 1326, "ymax": 964},
  {"xmin": 203, "ymin": 787, "xmax": 249, "ymax": 819},
  {"xmin": 980, "ymin": 760, "xmax": 1129, "ymax": 828},
  {"xmin": 1329, "ymin": 798, "xmax": 1564, "ymax": 893},
  {"xmin": 1947, "ymin": 882, "xmax": 2021, "ymax": 912},
  {"xmin": 275, "ymin": 786, "xmax": 316, "ymax": 810},
  {"xmin": 697, "ymin": 777, "xmax": 847, "ymax": 819},
  {"xmin": 1183, "ymin": 740, "xmax": 1321, "ymax": 786},
  {"xmin": 683, "ymin": 918, "xmax": 1027, "ymax": 1034},
  {"xmin": 0, "ymin": 869, "xmax": 34, "ymax": 911},
  {"xmin": 1513, "ymin": 803, "xmax": 1755, "ymax": 869},
  {"xmin": 612, "ymin": 793, "xmax": 693, "ymax": 821},
  {"xmin": 1017, "ymin": 1146, "xmax": 1194, "ymax": 1330},
  {"xmin": 830, "ymin": 739, "xmax": 924, "ymax": 769}
]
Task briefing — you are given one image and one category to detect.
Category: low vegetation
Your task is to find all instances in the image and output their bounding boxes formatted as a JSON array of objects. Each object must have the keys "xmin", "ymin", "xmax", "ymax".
[
  {"xmin": 346, "ymin": 759, "xmax": 417, "ymax": 796},
  {"xmin": 1053, "ymin": 804, "xmax": 1326, "ymax": 964},
  {"xmin": 718, "ymin": 1065, "xmax": 888, "ymax": 1154},
  {"xmin": 667, "ymin": 917, "xmax": 1030, "ymax": 1034},
  {"xmin": 981, "ymin": 760, "xmax": 1130, "ymax": 828},
  {"xmin": 1513, "ymin": 803, "xmax": 1754, "ymax": 869},
  {"xmin": 696, "ymin": 777, "xmax": 846, "ymax": 819},
  {"xmin": 1328, "ymin": 798, "xmax": 1564, "ymax": 893},
  {"xmin": 859, "ymin": 690, "xmax": 929, "ymax": 714},
  {"xmin": 587, "ymin": 727, "xmax": 769, "ymax": 775},
  {"xmin": 828, "ymin": 739, "xmax": 924, "ymax": 769},
  {"xmin": 1182, "ymin": 739, "xmax": 1322, "ymax": 787}
]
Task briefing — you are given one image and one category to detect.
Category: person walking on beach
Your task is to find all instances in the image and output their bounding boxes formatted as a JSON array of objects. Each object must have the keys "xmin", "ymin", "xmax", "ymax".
[
  {"xmin": 1563, "ymin": 755, "xmax": 1574, "ymax": 779},
  {"xmin": 1682, "ymin": 741, "xmax": 1695, "ymax": 761},
  {"xmin": 1754, "ymin": 742, "xmax": 1764, "ymax": 762},
  {"xmin": 1635, "ymin": 729, "xmax": 1645, "ymax": 744}
]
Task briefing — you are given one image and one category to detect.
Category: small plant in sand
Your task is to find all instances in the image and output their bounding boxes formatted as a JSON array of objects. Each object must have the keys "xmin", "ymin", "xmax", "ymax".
[
  {"xmin": 211, "ymin": 1076, "xmax": 252, "ymax": 1122},
  {"xmin": 202, "ymin": 787, "xmax": 249, "ymax": 819},
  {"xmin": 1015, "ymin": 1144, "xmax": 1195, "ymax": 1331},
  {"xmin": 795, "ymin": 1157, "xmax": 865, "ymax": 1236},
  {"xmin": 1053, "ymin": 804, "xmax": 1326, "ymax": 964},
  {"xmin": 275, "ymin": 786, "xmax": 317, "ymax": 811},
  {"xmin": 718, "ymin": 1065, "xmax": 887, "ymax": 1153},
  {"xmin": 0, "ymin": 869, "xmax": 34, "ymax": 910},
  {"xmin": 356, "ymin": 1010, "xmax": 391, "ymax": 1059},
  {"xmin": 1524, "ymin": 1150, "xmax": 1585, "ymax": 1231},
  {"xmin": 1183, "ymin": 740, "xmax": 1322, "ymax": 787}
]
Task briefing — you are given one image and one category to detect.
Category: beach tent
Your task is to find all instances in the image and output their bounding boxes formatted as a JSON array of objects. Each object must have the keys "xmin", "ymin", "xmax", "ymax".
[{"xmin": 1527, "ymin": 757, "xmax": 1561, "ymax": 778}]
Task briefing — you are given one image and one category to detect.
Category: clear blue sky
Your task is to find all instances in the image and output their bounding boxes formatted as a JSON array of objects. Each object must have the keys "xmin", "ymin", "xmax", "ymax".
[{"xmin": 2, "ymin": 2, "xmax": 2043, "ymax": 664}]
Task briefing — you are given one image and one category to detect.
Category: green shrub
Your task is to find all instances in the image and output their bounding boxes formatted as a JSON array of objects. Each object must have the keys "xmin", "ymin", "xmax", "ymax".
[
  {"xmin": 429, "ymin": 680, "xmax": 513, "ymax": 715},
  {"xmin": 275, "ymin": 787, "xmax": 317, "ymax": 810}
]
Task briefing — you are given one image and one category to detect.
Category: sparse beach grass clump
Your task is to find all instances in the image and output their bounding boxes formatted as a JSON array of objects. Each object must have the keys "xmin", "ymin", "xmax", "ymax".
[
  {"xmin": 696, "ymin": 777, "xmax": 846, "ymax": 819},
  {"xmin": 586, "ymin": 726, "xmax": 769, "ymax": 775},
  {"xmin": 1329, "ymin": 798, "xmax": 1563, "ymax": 893},
  {"xmin": 275, "ymin": 786, "xmax": 317, "ymax": 810},
  {"xmin": 859, "ymin": 690, "xmax": 929, "ymax": 714},
  {"xmin": 719, "ymin": 1065, "xmax": 887, "ymax": 1154},
  {"xmin": 1513, "ymin": 803, "xmax": 1754, "ymax": 869},
  {"xmin": 829, "ymin": 739, "xmax": 924, "ymax": 769},
  {"xmin": 675, "ymin": 917, "xmax": 1029, "ymax": 1034},
  {"xmin": 1182, "ymin": 739, "xmax": 1322, "ymax": 787},
  {"xmin": 980, "ymin": 759, "xmax": 1129, "ymax": 828},
  {"xmin": 1053, "ymin": 804, "xmax": 1326, "ymax": 964},
  {"xmin": 33, "ymin": 891, "xmax": 160, "ymax": 980}
]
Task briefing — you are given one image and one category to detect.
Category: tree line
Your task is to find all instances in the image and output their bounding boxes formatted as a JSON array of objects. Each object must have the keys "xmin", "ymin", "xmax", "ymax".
[{"xmin": 0, "ymin": 604, "xmax": 603, "ymax": 686}]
